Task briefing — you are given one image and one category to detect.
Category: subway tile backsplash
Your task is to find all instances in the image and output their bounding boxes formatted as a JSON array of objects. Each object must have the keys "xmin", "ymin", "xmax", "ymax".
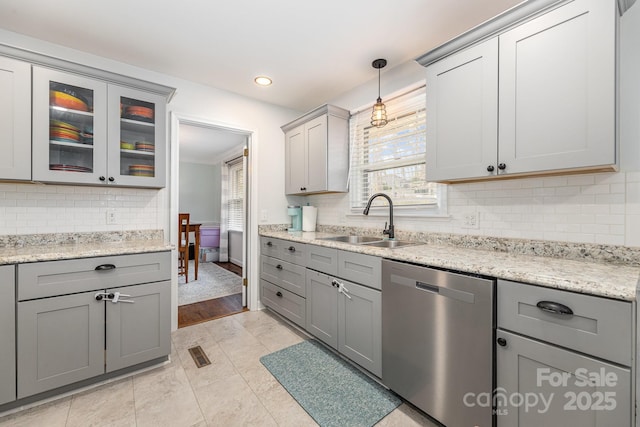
[
  {"xmin": 305, "ymin": 171, "xmax": 640, "ymax": 248},
  {"xmin": 0, "ymin": 183, "xmax": 162, "ymax": 235}
]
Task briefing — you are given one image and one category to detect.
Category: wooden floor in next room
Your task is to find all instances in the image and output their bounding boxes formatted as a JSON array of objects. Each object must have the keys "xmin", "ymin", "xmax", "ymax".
[{"xmin": 178, "ymin": 262, "xmax": 246, "ymax": 328}]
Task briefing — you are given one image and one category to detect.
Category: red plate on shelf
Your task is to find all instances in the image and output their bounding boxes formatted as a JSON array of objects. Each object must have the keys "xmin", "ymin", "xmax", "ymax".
[{"xmin": 49, "ymin": 164, "xmax": 93, "ymax": 172}]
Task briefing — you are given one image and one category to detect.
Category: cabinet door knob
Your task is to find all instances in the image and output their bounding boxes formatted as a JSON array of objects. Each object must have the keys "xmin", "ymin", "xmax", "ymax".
[
  {"xmin": 497, "ymin": 337, "xmax": 507, "ymax": 347},
  {"xmin": 498, "ymin": 163, "xmax": 506, "ymax": 170},
  {"xmin": 276, "ymin": 291, "xmax": 283, "ymax": 297},
  {"xmin": 486, "ymin": 165, "xmax": 495, "ymax": 172},
  {"xmin": 287, "ymin": 246, "xmax": 296, "ymax": 252},
  {"xmin": 300, "ymin": 187, "xmax": 306, "ymax": 191},
  {"xmin": 266, "ymin": 241, "xmax": 273, "ymax": 247},
  {"xmin": 276, "ymin": 264, "xmax": 283, "ymax": 270},
  {"xmin": 108, "ymin": 176, "xmax": 115, "ymax": 182},
  {"xmin": 99, "ymin": 176, "xmax": 106, "ymax": 181},
  {"xmin": 331, "ymin": 280, "xmax": 339, "ymax": 288}
]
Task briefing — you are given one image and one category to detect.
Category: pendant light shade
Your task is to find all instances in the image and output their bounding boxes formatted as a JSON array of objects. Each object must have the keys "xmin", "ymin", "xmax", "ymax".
[{"xmin": 371, "ymin": 59, "xmax": 388, "ymax": 128}]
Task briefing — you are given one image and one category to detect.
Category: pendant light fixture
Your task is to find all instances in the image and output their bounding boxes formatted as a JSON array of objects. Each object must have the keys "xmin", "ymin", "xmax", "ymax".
[{"xmin": 371, "ymin": 58, "xmax": 388, "ymax": 128}]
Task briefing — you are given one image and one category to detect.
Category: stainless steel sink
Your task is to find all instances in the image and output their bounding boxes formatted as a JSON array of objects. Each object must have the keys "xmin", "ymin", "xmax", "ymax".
[
  {"xmin": 319, "ymin": 235, "xmax": 382, "ymax": 244},
  {"xmin": 362, "ymin": 240, "xmax": 418, "ymax": 248},
  {"xmin": 318, "ymin": 235, "xmax": 417, "ymax": 248}
]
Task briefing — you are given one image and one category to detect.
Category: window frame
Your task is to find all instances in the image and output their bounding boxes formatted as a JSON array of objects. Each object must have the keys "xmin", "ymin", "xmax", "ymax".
[{"xmin": 348, "ymin": 84, "xmax": 447, "ymax": 218}]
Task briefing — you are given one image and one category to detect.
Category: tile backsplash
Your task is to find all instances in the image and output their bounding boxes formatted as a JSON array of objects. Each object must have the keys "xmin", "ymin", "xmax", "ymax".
[
  {"xmin": 0, "ymin": 183, "xmax": 163, "ymax": 235},
  {"xmin": 305, "ymin": 171, "xmax": 640, "ymax": 248}
]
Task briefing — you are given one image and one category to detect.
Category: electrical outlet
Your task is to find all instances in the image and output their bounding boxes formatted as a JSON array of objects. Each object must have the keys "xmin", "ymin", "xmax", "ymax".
[
  {"xmin": 106, "ymin": 210, "xmax": 118, "ymax": 225},
  {"xmin": 463, "ymin": 212, "xmax": 479, "ymax": 229}
]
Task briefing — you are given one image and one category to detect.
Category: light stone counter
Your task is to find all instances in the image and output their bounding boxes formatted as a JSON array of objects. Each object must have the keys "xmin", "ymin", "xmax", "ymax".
[
  {"xmin": 260, "ymin": 229, "xmax": 640, "ymax": 302},
  {"xmin": 0, "ymin": 230, "xmax": 172, "ymax": 265}
]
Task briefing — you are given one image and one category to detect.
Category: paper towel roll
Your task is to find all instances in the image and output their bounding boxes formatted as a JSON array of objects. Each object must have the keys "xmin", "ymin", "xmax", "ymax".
[{"xmin": 302, "ymin": 206, "xmax": 318, "ymax": 232}]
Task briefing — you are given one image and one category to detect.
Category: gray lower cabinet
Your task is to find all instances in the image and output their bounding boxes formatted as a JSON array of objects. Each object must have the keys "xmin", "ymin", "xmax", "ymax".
[
  {"xmin": 306, "ymin": 271, "xmax": 338, "ymax": 349},
  {"xmin": 17, "ymin": 291, "xmax": 105, "ymax": 398},
  {"xmin": 16, "ymin": 252, "xmax": 171, "ymax": 399},
  {"xmin": 306, "ymin": 270, "xmax": 382, "ymax": 377},
  {"xmin": 105, "ymin": 281, "xmax": 171, "ymax": 372},
  {"xmin": 496, "ymin": 330, "xmax": 631, "ymax": 426},
  {"xmin": 337, "ymin": 278, "xmax": 381, "ymax": 376},
  {"xmin": 0, "ymin": 265, "xmax": 16, "ymax": 405},
  {"xmin": 260, "ymin": 237, "xmax": 307, "ymax": 327},
  {"xmin": 18, "ymin": 280, "xmax": 170, "ymax": 398},
  {"xmin": 496, "ymin": 279, "xmax": 632, "ymax": 426}
]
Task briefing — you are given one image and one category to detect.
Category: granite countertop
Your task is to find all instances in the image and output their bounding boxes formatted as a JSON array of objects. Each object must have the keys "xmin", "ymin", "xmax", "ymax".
[
  {"xmin": 0, "ymin": 230, "xmax": 172, "ymax": 265},
  {"xmin": 260, "ymin": 230, "xmax": 640, "ymax": 302}
]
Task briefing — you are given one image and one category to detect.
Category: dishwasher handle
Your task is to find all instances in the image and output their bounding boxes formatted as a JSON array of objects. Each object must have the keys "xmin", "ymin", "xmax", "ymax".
[{"xmin": 416, "ymin": 281, "xmax": 439, "ymax": 294}]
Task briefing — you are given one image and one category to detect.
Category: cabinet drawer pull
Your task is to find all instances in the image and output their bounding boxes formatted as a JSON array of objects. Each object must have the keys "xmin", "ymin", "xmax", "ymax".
[
  {"xmin": 486, "ymin": 165, "xmax": 495, "ymax": 172},
  {"xmin": 266, "ymin": 241, "xmax": 273, "ymax": 247},
  {"xmin": 99, "ymin": 176, "xmax": 106, "ymax": 182},
  {"xmin": 287, "ymin": 246, "xmax": 296, "ymax": 252},
  {"xmin": 497, "ymin": 337, "xmax": 507, "ymax": 347},
  {"xmin": 276, "ymin": 291, "xmax": 283, "ymax": 297},
  {"xmin": 95, "ymin": 264, "xmax": 116, "ymax": 271},
  {"xmin": 276, "ymin": 264, "xmax": 283, "ymax": 270},
  {"xmin": 497, "ymin": 163, "xmax": 506, "ymax": 170},
  {"xmin": 536, "ymin": 301, "xmax": 573, "ymax": 316}
]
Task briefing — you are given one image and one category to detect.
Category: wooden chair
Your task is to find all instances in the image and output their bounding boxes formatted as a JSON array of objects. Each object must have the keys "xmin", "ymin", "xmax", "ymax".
[{"xmin": 178, "ymin": 213, "xmax": 190, "ymax": 282}]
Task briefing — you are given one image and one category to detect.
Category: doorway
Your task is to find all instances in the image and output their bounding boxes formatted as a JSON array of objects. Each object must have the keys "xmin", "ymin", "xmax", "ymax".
[{"xmin": 171, "ymin": 116, "xmax": 252, "ymax": 328}]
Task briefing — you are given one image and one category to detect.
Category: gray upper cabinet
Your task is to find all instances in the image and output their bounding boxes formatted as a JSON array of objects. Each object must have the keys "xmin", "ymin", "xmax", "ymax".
[
  {"xmin": 282, "ymin": 104, "xmax": 349, "ymax": 195},
  {"xmin": 32, "ymin": 66, "xmax": 167, "ymax": 188},
  {"xmin": 0, "ymin": 266, "xmax": 16, "ymax": 406},
  {"xmin": 424, "ymin": 0, "xmax": 618, "ymax": 182},
  {"xmin": 0, "ymin": 57, "xmax": 31, "ymax": 181},
  {"xmin": 426, "ymin": 38, "xmax": 498, "ymax": 182}
]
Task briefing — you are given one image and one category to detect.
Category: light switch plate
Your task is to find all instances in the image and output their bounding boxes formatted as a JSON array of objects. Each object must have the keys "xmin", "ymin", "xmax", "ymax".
[{"xmin": 106, "ymin": 210, "xmax": 118, "ymax": 225}]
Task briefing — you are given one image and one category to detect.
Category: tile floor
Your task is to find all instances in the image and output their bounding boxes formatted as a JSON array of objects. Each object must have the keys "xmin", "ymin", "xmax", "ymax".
[{"xmin": 0, "ymin": 309, "xmax": 438, "ymax": 427}]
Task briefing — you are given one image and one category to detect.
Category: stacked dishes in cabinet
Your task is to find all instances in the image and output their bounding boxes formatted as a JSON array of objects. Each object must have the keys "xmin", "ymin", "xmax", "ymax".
[
  {"xmin": 48, "ymin": 82, "xmax": 95, "ymax": 173},
  {"xmin": 119, "ymin": 97, "xmax": 155, "ymax": 178}
]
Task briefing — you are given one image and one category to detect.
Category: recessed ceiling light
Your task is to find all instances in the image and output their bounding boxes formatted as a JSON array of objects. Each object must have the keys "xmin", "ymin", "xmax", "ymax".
[{"xmin": 254, "ymin": 76, "xmax": 273, "ymax": 86}]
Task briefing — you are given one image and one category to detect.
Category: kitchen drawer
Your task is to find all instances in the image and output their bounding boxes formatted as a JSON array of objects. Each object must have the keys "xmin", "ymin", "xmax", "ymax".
[
  {"xmin": 18, "ymin": 251, "xmax": 171, "ymax": 301},
  {"xmin": 260, "ymin": 255, "xmax": 306, "ymax": 297},
  {"xmin": 306, "ymin": 245, "xmax": 338, "ymax": 275},
  {"xmin": 261, "ymin": 279, "xmax": 306, "ymax": 328},
  {"xmin": 260, "ymin": 237, "xmax": 306, "ymax": 265},
  {"xmin": 498, "ymin": 279, "xmax": 632, "ymax": 366},
  {"xmin": 338, "ymin": 250, "xmax": 381, "ymax": 290}
]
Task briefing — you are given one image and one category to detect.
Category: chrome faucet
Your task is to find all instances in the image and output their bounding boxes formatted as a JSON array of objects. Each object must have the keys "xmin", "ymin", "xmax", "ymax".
[{"xmin": 363, "ymin": 193, "xmax": 394, "ymax": 239}]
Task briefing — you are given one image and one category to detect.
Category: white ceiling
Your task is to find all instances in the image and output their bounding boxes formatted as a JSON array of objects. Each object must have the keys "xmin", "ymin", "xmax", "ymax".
[
  {"xmin": 179, "ymin": 123, "xmax": 247, "ymax": 165},
  {"xmin": 0, "ymin": 0, "xmax": 523, "ymax": 112}
]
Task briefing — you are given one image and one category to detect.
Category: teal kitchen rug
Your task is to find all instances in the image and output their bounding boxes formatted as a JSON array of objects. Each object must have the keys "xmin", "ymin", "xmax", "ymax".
[{"xmin": 260, "ymin": 340, "xmax": 401, "ymax": 427}]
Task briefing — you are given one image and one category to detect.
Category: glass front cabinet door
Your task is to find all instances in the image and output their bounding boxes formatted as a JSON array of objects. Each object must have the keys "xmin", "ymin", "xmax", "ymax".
[
  {"xmin": 107, "ymin": 85, "xmax": 165, "ymax": 187},
  {"xmin": 32, "ymin": 66, "xmax": 166, "ymax": 188}
]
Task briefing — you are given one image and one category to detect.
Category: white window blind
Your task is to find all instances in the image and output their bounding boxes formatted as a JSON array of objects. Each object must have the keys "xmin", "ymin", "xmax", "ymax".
[
  {"xmin": 350, "ymin": 86, "xmax": 441, "ymax": 212},
  {"xmin": 227, "ymin": 158, "xmax": 244, "ymax": 231}
]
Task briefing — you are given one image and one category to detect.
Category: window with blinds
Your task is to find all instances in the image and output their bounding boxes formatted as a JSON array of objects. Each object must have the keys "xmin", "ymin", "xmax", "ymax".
[
  {"xmin": 350, "ymin": 86, "xmax": 444, "ymax": 214},
  {"xmin": 227, "ymin": 158, "xmax": 244, "ymax": 231}
]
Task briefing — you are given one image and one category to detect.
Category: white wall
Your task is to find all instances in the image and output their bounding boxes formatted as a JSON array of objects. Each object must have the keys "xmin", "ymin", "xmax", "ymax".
[
  {"xmin": 179, "ymin": 161, "xmax": 221, "ymax": 225},
  {"xmin": 313, "ymin": 4, "xmax": 640, "ymax": 248}
]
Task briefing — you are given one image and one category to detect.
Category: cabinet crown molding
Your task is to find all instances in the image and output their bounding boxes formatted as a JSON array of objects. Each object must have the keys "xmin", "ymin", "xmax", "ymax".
[
  {"xmin": 281, "ymin": 104, "xmax": 349, "ymax": 133},
  {"xmin": 0, "ymin": 44, "xmax": 176, "ymax": 100},
  {"xmin": 415, "ymin": 0, "xmax": 634, "ymax": 68}
]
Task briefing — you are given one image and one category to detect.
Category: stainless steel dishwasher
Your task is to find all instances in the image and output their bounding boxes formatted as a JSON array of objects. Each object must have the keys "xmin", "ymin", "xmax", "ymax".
[{"xmin": 382, "ymin": 259, "xmax": 495, "ymax": 427}]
